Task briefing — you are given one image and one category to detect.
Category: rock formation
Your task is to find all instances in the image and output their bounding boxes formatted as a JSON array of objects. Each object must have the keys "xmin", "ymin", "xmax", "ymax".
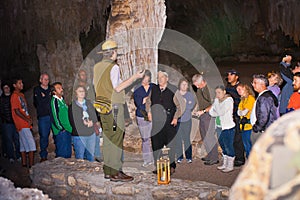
[
  {"xmin": 2, "ymin": 1, "xmax": 300, "ymax": 96},
  {"xmin": 30, "ymin": 157, "xmax": 229, "ymax": 200},
  {"xmin": 165, "ymin": 0, "xmax": 300, "ymax": 60},
  {"xmin": 0, "ymin": 177, "xmax": 50, "ymax": 200},
  {"xmin": 1, "ymin": 0, "xmax": 110, "ymax": 100},
  {"xmin": 106, "ymin": 0, "xmax": 166, "ymax": 82},
  {"xmin": 230, "ymin": 110, "xmax": 300, "ymax": 199}
]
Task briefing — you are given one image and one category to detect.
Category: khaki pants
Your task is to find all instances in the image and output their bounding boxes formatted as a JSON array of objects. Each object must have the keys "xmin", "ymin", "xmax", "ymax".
[{"xmin": 100, "ymin": 104, "xmax": 124, "ymax": 175}]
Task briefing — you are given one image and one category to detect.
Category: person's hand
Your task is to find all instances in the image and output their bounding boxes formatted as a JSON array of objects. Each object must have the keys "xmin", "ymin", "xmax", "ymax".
[
  {"xmin": 87, "ymin": 120, "xmax": 93, "ymax": 127},
  {"xmin": 136, "ymin": 70, "xmax": 145, "ymax": 79},
  {"xmin": 142, "ymin": 96, "xmax": 148, "ymax": 104},
  {"xmin": 282, "ymin": 55, "xmax": 292, "ymax": 63},
  {"xmin": 171, "ymin": 118, "xmax": 178, "ymax": 126},
  {"xmin": 147, "ymin": 112, "xmax": 152, "ymax": 122},
  {"xmin": 83, "ymin": 119, "xmax": 93, "ymax": 127},
  {"xmin": 195, "ymin": 110, "xmax": 204, "ymax": 117}
]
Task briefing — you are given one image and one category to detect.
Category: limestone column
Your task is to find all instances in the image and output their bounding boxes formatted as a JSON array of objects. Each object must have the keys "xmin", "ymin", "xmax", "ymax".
[{"xmin": 106, "ymin": 0, "xmax": 167, "ymax": 82}]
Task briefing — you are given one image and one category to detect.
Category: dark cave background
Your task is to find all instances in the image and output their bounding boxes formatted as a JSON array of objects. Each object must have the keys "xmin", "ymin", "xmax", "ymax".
[{"xmin": 1, "ymin": 0, "xmax": 299, "ymax": 90}]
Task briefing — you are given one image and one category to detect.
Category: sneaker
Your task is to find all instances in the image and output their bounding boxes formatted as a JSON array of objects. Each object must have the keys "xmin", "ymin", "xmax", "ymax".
[
  {"xmin": 187, "ymin": 159, "xmax": 192, "ymax": 163},
  {"xmin": 9, "ymin": 158, "xmax": 14, "ymax": 164},
  {"xmin": 177, "ymin": 159, "xmax": 182, "ymax": 163},
  {"xmin": 17, "ymin": 157, "xmax": 21, "ymax": 162}
]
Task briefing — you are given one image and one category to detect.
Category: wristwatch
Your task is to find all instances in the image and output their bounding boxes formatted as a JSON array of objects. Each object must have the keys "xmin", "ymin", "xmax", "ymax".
[{"xmin": 202, "ymin": 109, "xmax": 206, "ymax": 113}]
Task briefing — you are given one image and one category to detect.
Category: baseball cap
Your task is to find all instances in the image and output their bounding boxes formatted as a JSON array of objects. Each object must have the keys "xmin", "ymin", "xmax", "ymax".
[{"xmin": 226, "ymin": 69, "xmax": 239, "ymax": 76}]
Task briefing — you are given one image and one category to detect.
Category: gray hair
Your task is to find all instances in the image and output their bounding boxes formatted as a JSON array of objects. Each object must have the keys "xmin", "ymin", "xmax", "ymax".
[
  {"xmin": 253, "ymin": 74, "xmax": 269, "ymax": 87},
  {"xmin": 192, "ymin": 74, "xmax": 204, "ymax": 84},
  {"xmin": 40, "ymin": 72, "xmax": 49, "ymax": 81},
  {"xmin": 158, "ymin": 70, "xmax": 168, "ymax": 78}
]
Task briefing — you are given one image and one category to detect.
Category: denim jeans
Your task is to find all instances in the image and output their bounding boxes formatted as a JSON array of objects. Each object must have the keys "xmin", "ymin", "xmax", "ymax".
[
  {"xmin": 216, "ymin": 127, "xmax": 224, "ymax": 153},
  {"xmin": 241, "ymin": 129, "xmax": 252, "ymax": 158},
  {"xmin": 176, "ymin": 120, "xmax": 192, "ymax": 160},
  {"xmin": 38, "ymin": 115, "xmax": 51, "ymax": 159},
  {"xmin": 1, "ymin": 123, "xmax": 20, "ymax": 159},
  {"xmin": 136, "ymin": 116, "xmax": 153, "ymax": 164},
  {"xmin": 94, "ymin": 134, "xmax": 102, "ymax": 159},
  {"xmin": 72, "ymin": 133, "xmax": 96, "ymax": 162},
  {"xmin": 217, "ymin": 127, "xmax": 235, "ymax": 157},
  {"xmin": 54, "ymin": 130, "xmax": 71, "ymax": 158}
]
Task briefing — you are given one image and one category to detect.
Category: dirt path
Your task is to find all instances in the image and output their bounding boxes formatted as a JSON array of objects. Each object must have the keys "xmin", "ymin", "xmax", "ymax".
[{"xmin": 171, "ymin": 159, "xmax": 242, "ymax": 187}]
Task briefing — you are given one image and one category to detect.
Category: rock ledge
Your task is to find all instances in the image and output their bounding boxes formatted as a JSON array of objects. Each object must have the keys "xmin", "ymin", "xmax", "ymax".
[{"xmin": 30, "ymin": 158, "xmax": 229, "ymax": 200}]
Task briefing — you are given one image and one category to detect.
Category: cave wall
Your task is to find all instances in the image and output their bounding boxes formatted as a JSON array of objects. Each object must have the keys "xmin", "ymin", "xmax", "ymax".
[
  {"xmin": 165, "ymin": 0, "xmax": 300, "ymax": 60},
  {"xmin": 1, "ymin": 0, "xmax": 300, "ymax": 94},
  {"xmin": 0, "ymin": 0, "xmax": 109, "ymax": 99}
]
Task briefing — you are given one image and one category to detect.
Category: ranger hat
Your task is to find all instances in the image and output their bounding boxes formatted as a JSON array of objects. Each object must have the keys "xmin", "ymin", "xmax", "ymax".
[{"xmin": 97, "ymin": 40, "xmax": 118, "ymax": 54}]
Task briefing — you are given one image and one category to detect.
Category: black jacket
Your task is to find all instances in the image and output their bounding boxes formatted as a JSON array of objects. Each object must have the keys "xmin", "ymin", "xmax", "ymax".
[
  {"xmin": 68, "ymin": 99, "xmax": 98, "ymax": 136},
  {"xmin": 253, "ymin": 90, "xmax": 278, "ymax": 133},
  {"xmin": 226, "ymin": 83, "xmax": 241, "ymax": 117},
  {"xmin": 150, "ymin": 83, "xmax": 177, "ymax": 122},
  {"xmin": 33, "ymin": 85, "xmax": 51, "ymax": 118},
  {"xmin": 0, "ymin": 94, "xmax": 14, "ymax": 124}
]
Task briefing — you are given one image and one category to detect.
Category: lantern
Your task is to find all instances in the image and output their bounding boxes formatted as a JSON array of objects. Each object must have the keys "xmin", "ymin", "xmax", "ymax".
[{"xmin": 157, "ymin": 145, "xmax": 171, "ymax": 185}]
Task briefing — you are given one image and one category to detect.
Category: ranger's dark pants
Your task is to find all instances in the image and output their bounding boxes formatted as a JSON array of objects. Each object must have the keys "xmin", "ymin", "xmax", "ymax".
[{"xmin": 151, "ymin": 112, "xmax": 177, "ymax": 169}]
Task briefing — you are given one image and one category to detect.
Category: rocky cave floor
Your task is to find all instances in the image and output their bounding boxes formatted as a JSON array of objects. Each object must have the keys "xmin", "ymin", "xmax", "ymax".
[{"xmin": 0, "ymin": 148, "xmax": 241, "ymax": 190}]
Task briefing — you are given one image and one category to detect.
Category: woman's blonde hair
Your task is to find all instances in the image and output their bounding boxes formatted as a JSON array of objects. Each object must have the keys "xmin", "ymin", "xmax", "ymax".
[
  {"xmin": 267, "ymin": 71, "xmax": 283, "ymax": 86},
  {"xmin": 237, "ymin": 83, "xmax": 255, "ymax": 99}
]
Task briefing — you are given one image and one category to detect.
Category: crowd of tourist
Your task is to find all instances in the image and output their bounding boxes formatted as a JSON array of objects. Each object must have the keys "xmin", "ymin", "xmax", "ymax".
[
  {"xmin": 0, "ymin": 40, "xmax": 300, "ymax": 182},
  {"xmin": 0, "ymin": 73, "xmax": 104, "ymax": 168}
]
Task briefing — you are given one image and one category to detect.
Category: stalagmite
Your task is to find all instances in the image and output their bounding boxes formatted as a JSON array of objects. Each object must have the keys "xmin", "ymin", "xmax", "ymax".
[
  {"xmin": 230, "ymin": 110, "xmax": 300, "ymax": 199},
  {"xmin": 105, "ymin": 0, "xmax": 167, "ymax": 81}
]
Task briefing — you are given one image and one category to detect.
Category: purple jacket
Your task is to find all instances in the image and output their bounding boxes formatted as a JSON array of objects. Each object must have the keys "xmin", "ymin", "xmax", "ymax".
[{"xmin": 267, "ymin": 85, "xmax": 280, "ymax": 117}]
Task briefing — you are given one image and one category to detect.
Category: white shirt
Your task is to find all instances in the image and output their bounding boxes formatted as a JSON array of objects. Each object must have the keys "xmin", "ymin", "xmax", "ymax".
[
  {"xmin": 110, "ymin": 64, "xmax": 122, "ymax": 89},
  {"xmin": 209, "ymin": 97, "xmax": 235, "ymax": 130},
  {"xmin": 250, "ymin": 90, "xmax": 268, "ymax": 125},
  {"xmin": 53, "ymin": 95, "xmax": 63, "ymax": 101}
]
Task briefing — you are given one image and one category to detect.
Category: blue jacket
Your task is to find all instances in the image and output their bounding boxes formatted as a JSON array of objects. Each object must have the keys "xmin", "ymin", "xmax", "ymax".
[
  {"xmin": 279, "ymin": 62, "xmax": 293, "ymax": 114},
  {"xmin": 133, "ymin": 83, "xmax": 154, "ymax": 118}
]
